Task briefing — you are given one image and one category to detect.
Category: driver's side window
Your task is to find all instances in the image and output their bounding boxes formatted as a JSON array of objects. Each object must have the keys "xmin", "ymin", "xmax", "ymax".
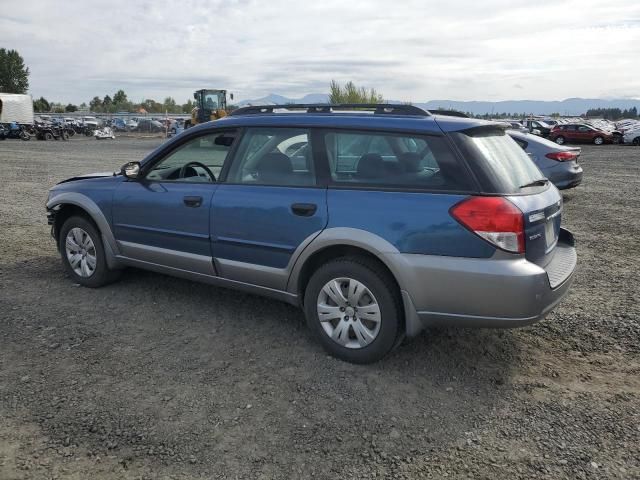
[{"xmin": 146, "ymin": 131, "xmax": 236, "ymax": 183}]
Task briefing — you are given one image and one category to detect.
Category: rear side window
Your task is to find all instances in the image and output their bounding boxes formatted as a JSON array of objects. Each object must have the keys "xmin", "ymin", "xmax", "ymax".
[
  {"xmin": 451, "ymin": 130, "xmax": 543, "ymax": 194},
  {"xmin": 226, "ymin": 128, "xmax": 315, "ymax": 186},
  {"xmin": 324, "ymin": 130, "xmax": 472, "ymax": 191}
]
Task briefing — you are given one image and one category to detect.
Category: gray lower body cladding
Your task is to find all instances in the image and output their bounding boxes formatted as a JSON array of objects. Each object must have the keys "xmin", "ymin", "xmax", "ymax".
[{"xmin": 391, "ymin": 229, "xmax": 577, "ymax": 333}]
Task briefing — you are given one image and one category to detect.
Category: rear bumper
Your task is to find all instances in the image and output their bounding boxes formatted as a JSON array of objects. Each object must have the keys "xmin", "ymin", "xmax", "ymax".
[
  {"xmin": 549, "ymin": 165, "xmax": 583, "ymax": 190},
  {"xmin": 393, "ymin": 229, "xmax": 577, "ymax": 335}
]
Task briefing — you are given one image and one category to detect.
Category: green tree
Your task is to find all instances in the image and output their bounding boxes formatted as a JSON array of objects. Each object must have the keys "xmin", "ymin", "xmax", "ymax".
[
  {"xmin": 329, "ymin": 80, "xmax": 384, "ymax": 104},
  {"xmin": 33, "ymin": 96, "xmax": 50, "ymax": 112},
  {"xmin": 113, "ymin": 89, "xmax": 127, "ymax": 105},
  {"xmin": 0, "ymin": 48, "xmax": 29, "ymax": 94},
  {"xmin": 163, "ymin": 96, "xmax": 180, "ymax": 113},
  {"xmin": 49, "ymin": 102, "xmax": 65, "ymax": 113},
  {"xmin": 65, "ymin": 103, "xmax": 78, "ymax": 112},
  {"xmin": 89, "ymin": 96, "xmax": 102, "ymax": 112},
  {"xmin": 102, "ymin": 95, "xmax": 112, "ymax": 110},
  {"xmin": 182, "ymin": 99, "xmax": 195, "ymax": 113},
  {"xmin": 79, "ymin": 102, "xmax": 88, "ymax": 111},
  {"xmin": 141, "ymin": 98, "xmax": 162, "ymax": 113}
]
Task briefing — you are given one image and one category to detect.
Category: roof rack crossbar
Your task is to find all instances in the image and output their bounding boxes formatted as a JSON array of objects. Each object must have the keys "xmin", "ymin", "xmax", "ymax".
[{"xmin": 230, "ymin": 103, "xmax": 430, "ymax": 117}]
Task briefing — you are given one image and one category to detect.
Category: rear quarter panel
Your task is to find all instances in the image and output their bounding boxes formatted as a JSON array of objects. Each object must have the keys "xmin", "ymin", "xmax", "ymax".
[{"xmin": 326, "ymin": 189, "xmax": 495, "ymax": 258}]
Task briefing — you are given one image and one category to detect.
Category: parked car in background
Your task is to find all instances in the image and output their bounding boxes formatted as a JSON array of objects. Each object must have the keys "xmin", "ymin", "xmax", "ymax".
[
  {"xmin": 623, "ymin": 126, "xmax": 640, "ymax": 145},
  {"xmin": 525, "ymin": 119, "xmax": 553, "ymax": 137},
  {"xmin": 168, "ymin": 119, "xmax": 184, "ymax": 137},
  {"xmin": 126, "ymin": 118, "xmax": 139, "ymax": 131},
  {"xmin": 549, "ymin": 123, "xmax": 614, "ymax": 145},
  {"xmin": 46, "ymin": 104, "xmax": 577, "ymax": 363},
  {"xmin": 502, "ymin": 121, "xmax": 528, "ymax": 132},
  {"xmin": 109, "ymin": 118, "xmax": 128, "ymax": 131},
  {"xmin": 82, "ymin": 116, "xmax": 100, "ymax": 130},
  {"xmin": 135, "ymin": 119, "xmax": 164, "ymax": 133},
  {"xmin": 508, "ymin": 130, "xmax": 582, "ymax": 190}
]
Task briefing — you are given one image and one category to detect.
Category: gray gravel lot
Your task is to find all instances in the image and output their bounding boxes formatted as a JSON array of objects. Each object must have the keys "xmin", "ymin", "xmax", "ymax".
[{"xmin": 0, "ymin": 136, "xmax": 639, "ymax": 479}]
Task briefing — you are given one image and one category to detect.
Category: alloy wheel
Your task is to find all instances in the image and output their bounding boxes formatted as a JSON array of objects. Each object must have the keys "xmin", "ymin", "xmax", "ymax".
[
  {"xmin": 65, "ymin": 227, "xmax": 97, "ymax": 278},
  {"xmin": 316, "ymin": 277, "xmax": 381, "ymax": 349}
]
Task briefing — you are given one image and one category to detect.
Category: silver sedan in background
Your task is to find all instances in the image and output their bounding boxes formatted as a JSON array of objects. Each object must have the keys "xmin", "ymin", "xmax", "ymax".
[{"xmin": 508, "ymin": 129, "xmax": 583, "ymax": 190}]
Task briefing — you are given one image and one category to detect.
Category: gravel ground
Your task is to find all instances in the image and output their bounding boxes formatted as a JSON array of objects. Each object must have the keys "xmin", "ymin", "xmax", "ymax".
[{"xmin": 0, "ymin": 136, "xmax": 638, "ymax": 479}]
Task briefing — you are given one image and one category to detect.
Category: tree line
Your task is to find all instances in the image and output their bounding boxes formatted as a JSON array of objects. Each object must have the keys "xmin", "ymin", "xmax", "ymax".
[
  {"xmin": 33, "ymin": 91, "xmax": 196, "ymax": 114},
  {"xmin": 584, "ymin": 107, "xmax": 638, "ymax": 120}
]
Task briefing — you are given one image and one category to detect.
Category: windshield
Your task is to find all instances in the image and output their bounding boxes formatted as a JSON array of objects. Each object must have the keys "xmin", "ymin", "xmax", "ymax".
[
  {"xmin": 203, "ymin": 91, "xmax": 225, "ymax": 110},
  {"xmin": 451, "ymin": 130, "xmax": 544, "ymax": 194}
]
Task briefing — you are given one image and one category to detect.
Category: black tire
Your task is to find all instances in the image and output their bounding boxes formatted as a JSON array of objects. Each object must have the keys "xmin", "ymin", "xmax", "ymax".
[
  {"xmin": 303, "ymin": 257, "xmax": 402, "ymax": 364},
  {"xmin": 44, "ymin": 132, "xmax": 53, "ymax": 141},
  {"xmin": 67, "ymin": 129, "xmax": 75, "ymax": 137},
  {"xmin": 593, "ymin": 136, "xmax": 604, "ymax": 145},
  {"xmin": 61, "ymin": 132, "xmax": 69, "ymax": 141},
  {"xmin": 554, "ymin": 136, "xmax": 565, "ymax": 145},
  {"xmin": 58, "ymin": 215, "xmax": 121, "ymax": 288},
  {"xmin": 633, "ymin": 137, "xmax": 640, "ymax": 146}
]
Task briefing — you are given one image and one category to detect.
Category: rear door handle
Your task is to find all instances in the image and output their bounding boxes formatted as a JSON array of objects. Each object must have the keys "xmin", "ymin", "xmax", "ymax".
[
  {"xmin": 184, "ymin": 195, "xmax": 203, "ymax": 208},
  {"xmin": 291, "ymin": 203, "xmax": 317, "ymax": 217}
]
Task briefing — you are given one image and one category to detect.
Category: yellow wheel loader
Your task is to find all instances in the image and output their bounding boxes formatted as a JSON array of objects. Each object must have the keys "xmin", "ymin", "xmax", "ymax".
[{"xmin": 184, "ymin": 89, "xmax": 233, "ymax": 128}]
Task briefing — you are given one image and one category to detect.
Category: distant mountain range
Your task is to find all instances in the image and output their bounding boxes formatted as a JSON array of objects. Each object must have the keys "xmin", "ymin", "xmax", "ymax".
[{"xmin": 237, "ymin": 94, "xmax": 640, "ymax": 116}]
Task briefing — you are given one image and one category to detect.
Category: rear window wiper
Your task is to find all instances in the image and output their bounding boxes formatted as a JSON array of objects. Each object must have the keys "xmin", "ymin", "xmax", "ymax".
[{"xmin": 519, "ymin": 178, "xmax": 549, "ymax": 188}]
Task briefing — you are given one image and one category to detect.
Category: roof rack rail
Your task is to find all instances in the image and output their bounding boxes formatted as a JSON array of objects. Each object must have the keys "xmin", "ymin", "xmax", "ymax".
[{"xmin": 230, "ymin": 103, "xmax": 430, "ymax": 117}]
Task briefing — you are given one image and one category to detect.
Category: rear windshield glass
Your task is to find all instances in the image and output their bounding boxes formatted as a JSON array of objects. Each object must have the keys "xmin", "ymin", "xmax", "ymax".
[{"xmin": 451, "ymin": 130, "xmax": 544, "ymax": 193}]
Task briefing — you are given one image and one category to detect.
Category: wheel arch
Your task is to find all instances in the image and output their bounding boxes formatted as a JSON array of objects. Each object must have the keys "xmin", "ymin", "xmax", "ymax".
[
  {"xmin": 47, "ymin": 192, "xmax": 120, "ymax": 262},
  {"xmin": 287, "ymin": 228, "xmax": 415, "ymax": 330}
]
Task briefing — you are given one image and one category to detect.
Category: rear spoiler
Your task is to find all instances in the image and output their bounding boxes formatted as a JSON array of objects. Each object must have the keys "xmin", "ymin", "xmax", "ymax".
[{"xmin": 459, "ymin": 123, "xmax": 509, "ymax": 136}]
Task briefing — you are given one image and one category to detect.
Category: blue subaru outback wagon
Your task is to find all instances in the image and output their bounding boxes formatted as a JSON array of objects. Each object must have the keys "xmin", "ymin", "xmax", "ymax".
[{"xmin": 46, "ymin": 104, "xmax": 577, "ymax": 363}]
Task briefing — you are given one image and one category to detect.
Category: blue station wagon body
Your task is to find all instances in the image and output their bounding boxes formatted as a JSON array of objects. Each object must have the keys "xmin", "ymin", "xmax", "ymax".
[{"xmin": 47, "ymin": 104, "xmax": 577, "ymax": 363}]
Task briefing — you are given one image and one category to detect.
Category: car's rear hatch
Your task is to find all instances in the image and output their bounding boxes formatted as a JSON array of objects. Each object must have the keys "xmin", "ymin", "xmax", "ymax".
[
  {"xmin": 446, "ymin": 123, "xmax": 567, "ymax": 269},
  {"xmin": 507, "ymin": 186, "xmax": 562, "ymax": 268}
]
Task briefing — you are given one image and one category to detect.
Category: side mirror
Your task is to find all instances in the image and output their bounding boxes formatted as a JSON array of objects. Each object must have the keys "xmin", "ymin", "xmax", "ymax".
[
  {"xmin": 121, "ymin": 161, "xmax": 141, "ymax": 179},
  {"xmin": 230, "ymin": 93, "xmax": 234, "ymax": 101}
]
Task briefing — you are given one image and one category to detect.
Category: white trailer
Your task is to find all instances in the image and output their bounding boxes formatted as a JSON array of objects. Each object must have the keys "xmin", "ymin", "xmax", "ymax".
[{"xmin": 0, "ymin": 93, "xmax": 34, "ymax": 124}]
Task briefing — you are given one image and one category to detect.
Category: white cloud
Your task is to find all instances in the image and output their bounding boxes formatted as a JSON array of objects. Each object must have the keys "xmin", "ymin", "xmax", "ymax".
[{"xmin": 1, "ymin": 0, "xmax": 639, "ymax": 103}]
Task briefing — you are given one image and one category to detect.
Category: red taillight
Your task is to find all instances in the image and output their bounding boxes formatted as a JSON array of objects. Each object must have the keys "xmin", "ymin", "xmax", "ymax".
[
  {"xmin": 450, "ymin": 196, "xmax": 525, "ymax": 253},
  {"xmin": 546, "ymin": 151, "xmax": 577, "ymax": 162}
]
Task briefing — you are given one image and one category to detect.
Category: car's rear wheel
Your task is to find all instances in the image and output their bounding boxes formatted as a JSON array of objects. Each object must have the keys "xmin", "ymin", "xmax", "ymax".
[
  {"xmin": 633, "ymin": 137, "xmax": 640, "ymax": 146},
  {"xmin": 59, "ymin": 216, "xmax": 121, "ymax": 288},
  {"xmin": 593, "ymin": 136, "xmax": 604, "ymax": 145},
  {"xmin": 304, "ymin": 257, "xmax": 402, "ymax": 364},
  {"xmin": 554, "ymin": 136, "xmax": 565, "ymax": 145}
]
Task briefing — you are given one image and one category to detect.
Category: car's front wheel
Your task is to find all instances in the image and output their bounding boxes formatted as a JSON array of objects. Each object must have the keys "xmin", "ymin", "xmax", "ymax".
[
  {"xmin": 59, "ymin": 216, "xmax": 121, "ymax": 287},
  {"xmin": 593, "ymin": 136, "xmax": 604, "ymax": 145},
  {"xmin": 304, "ymin": 257, "xmax": 402, "ymax": 364}
]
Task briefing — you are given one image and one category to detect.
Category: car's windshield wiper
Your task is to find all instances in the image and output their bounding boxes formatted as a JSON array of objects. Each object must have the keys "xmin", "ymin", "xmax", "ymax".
[{"xmin": 520, "ymin": 178, "xmax": 548, "ymax": 188}]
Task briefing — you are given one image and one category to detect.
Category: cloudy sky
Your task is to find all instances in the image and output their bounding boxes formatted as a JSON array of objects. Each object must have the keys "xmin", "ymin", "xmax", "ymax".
[{"xmin": 2, "ymin": 0, "xmax": 639, "ymax": 105}]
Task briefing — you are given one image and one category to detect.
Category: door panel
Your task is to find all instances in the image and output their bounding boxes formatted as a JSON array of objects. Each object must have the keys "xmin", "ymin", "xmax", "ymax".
[
  {"xmin": 113, "ymin": 181, "xmax": 217, "ymax": 274},
  {"xmin": 112, "ymin": 129, "xmax": 237, "ymax": 274},
  {"xmin": 211, "ymin": 185, "xmax": 327, "ymax": 272}
]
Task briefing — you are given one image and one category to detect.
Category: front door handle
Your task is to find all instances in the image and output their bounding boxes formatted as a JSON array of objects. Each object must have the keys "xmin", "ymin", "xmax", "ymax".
[
  {"xmin": 291, "ymin": 203, "xmax": 317, "ymax": 217},
  {"xmin": 184, "ymin": 195, "xmax": 203, "ymax": 208}
]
